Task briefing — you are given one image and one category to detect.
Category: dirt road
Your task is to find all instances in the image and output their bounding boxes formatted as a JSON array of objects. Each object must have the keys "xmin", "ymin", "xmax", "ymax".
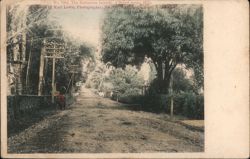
[{"xmin": 8, "ymin": 87, "xmax": 204, "ymax": 153}]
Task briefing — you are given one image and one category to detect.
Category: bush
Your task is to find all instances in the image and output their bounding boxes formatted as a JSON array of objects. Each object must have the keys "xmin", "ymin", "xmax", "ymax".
[
  {"xmin": 133, "ymin": 91, "xmax": 204, "ymax": 119},
  {"xmin": 195, "ymin": 94, "xmax": 204, "ymax": 119},
  {"xmin": 171, "ymin": 92, "xmax": 204, "ymax": 119},
  {"xmin": 133, "ymin": 94, "xmax": 163, "ymax": 113},
  {"xmin": 119, "ymin": 95, "xmax": 143, "ymax": 104}
]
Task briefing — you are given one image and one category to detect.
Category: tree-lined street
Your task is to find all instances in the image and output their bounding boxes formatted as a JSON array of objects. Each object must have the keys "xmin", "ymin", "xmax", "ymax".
[
  {"xmin": 8, "ymin": 86, "xmax": 203, "ymax": 153},
  {"xmin": 7, "ymin": 4, "xmax": 204, "ymax": 153}
]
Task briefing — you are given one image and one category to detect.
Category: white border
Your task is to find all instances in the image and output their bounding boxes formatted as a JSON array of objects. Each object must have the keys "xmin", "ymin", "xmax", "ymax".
[{"xmin": 1, "ymin": 0, "xmax": 249, "ymax": 158}]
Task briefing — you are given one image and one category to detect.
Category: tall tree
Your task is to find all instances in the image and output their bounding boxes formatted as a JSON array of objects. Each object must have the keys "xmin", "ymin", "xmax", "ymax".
[
  {"xmin": 7, "ymin": 4, "xmax": 29, "ymax": 94},
  {"xmin": 101, "ymin": 5, "xmax": 203, "ymax": 94},
  {"xmin": 25, "ymin": 5, "xmax": 51, "ymax": 94}
]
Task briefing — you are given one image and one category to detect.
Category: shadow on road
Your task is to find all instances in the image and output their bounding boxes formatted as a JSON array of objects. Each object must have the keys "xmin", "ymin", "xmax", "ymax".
[{"xmin": 8, "ymin": 107, "xmax": 57, "ymax": 137}]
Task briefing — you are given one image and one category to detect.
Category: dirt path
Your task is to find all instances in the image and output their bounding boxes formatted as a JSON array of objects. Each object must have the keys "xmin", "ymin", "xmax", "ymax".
[{"xmin": 8, "ymin": 87, "xmax": 204, "ymax": 153}]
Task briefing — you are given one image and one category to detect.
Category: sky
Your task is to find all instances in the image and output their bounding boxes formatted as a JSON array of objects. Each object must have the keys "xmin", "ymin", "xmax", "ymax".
[
  {"xmin": 49, "ymin": 8, "xmax": 104, "ymax": 46},
  {"xmin": 47, "ymin": 7, "xmax": 194, "ymax": 80}
]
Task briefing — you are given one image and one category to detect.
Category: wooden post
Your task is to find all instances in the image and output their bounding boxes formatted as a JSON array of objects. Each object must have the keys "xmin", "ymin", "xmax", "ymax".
[
  {"xmin": 52, "ymin": 57, "xmax": 56, "ymax": 103},
  {"xmin": 71, "ymin": 72, "xmax": 74, "ymax": 93},
  {"xmin": 45, "ymin": 55, "xmax": 64, "ymax": 103},
  {"xmin": 38, "ymin": 46, "xmax": 45, "ymax": 96},
  {"xmin": 170, "ymin": 74, "xmax": 174, "ymax": 119},
  {"xmin": 170, "ymin": 96, "xmax": 174, "ymax": 118},
  {"xmin": 43, "ymin": 37, "xmax": 65, "ymax": 103}
]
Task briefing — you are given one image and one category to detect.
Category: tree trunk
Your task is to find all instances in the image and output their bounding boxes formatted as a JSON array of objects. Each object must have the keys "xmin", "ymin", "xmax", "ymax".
[
  {"xmin": 158, "ymin": 77, "xmax": 170, "ymax": 94},
  {"xmin": 155, "ymin": 61, "xmax": 172, "ymax": 94},
  {"xmin": 38, "ymin": 47, "xmax": 45, "ymax": 95},
  {"xmin": 25, "ymin": 39, "xmax": 32, "ymax": 91}
]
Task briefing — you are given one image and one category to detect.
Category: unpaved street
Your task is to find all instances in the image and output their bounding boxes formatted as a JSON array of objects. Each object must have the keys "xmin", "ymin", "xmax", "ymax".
[{"xmin": 8, "ymin": 87, "xmax": 204, "ymax": 153}]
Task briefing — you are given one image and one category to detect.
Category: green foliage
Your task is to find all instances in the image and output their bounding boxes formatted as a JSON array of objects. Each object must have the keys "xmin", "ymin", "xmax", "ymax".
[
  {"xmin": 172, "ymin": 92, "xmax": 204, "ymax": 119},
  {"xmin": 101, "ymin": 5, "xmax": 203, "ymax": 93},
  {"xmin": 138, "ymin": 92, "xmax": 204, "ymax": 119},
  {"xmin": 147, "ymin": 66, "xmax": 197, "ymax": 95},
  {"xmin": 86, "ymin": 64, "xmax": 144, "ymax": 103},
  {"xmin": 7, "ymin": 5, "xmax": 94, "ymax": 94},
  {"xmin": 8, "ymin": 5, "xmax": 52, "ymax": 94},
  {"xmin": 172, "ymin": 67, "xmax": 193, "ymax": 93},
  {"xmin": 139, "ymin": 66, "xmax": 203, "ymax": 118},
  {"xmin": 191, "ymin": 64, "xmax": 204, "ymax": 93},
  {"xmin": 119, "ymin": 95, "xmax": 144, "ymax": 104},
  {"xmin": 79, "ymin": 44, "xmax": 95, "ymax": 60},
  {"xmin": 108, "ymin": 65, "xmax": 144, "ymax": 97},
  {"xmin": 85, "ymin": 64, "xmax": 107, "ymax": 89}
]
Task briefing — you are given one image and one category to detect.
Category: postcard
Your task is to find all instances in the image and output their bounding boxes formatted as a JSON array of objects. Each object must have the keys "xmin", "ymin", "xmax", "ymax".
[{"xmin": 1, "ymin": 0, "xmax": 249, "ymax": 158}]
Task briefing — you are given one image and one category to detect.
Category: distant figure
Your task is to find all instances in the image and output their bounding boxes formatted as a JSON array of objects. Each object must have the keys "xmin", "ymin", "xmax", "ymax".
[{"xmin": 57, "ymin": 87, "xmax": 66, "ymax": 110}]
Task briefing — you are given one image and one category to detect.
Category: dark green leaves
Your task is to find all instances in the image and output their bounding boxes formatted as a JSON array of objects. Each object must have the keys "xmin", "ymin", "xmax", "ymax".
[{"xmin": 101, "ymin": 5, "xmax": 203, "ymax": 93}]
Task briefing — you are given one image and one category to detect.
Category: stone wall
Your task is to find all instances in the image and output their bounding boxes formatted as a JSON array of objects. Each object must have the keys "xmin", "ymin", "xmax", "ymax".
[
  {"xmin": 7, "ymin": 94, "xmax": 74, "ymax": 122},
  {"xmin": 7, "ymin": 95, "xmax": 52, "ymax": 121}
]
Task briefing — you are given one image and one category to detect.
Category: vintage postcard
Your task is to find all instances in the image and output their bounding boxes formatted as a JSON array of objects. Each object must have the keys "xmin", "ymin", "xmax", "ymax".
[{"xmin": 0, "ymin": 0, "xmax": 249, "ymax": 158}]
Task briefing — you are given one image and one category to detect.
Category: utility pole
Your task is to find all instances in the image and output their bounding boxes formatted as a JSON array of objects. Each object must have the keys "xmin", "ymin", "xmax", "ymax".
[
  {"xmin": 52, "ymin": 56, "xmax": 56, "ymax": 102},
  {"xmin": 43, "ymin": 38, "xmax": 65, "ymax": 103},
  {"xmin": 65, "ymin": 46, "xmax": 80, "ymax": 94}
]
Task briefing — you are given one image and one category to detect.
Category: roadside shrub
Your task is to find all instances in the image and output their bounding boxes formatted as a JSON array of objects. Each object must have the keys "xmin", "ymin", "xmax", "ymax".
[
  {"xmin": 170, "ymin": 92, "xmax": 204, "ymax": 119},
  {"xmin": 195, "ymin": 94, "xmax": 204, "ymax": 119},
  {"xmin": 138, "ymin": 94, "xmax": 163, "ymax": 113},
  {"xmin": 119, "ymin": 95, "xmax": 143, "ymax": 104},
  {"xmin": 134, "ymin": 91, "xmax": 204, "ymax": 119},
  {"xmin": 142, "ymin": 77, "xmax": 204, "ymax": 118}
]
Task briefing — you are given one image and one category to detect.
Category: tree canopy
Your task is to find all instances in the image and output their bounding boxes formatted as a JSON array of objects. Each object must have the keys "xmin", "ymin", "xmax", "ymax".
[
  {"xmin": 7, "ymin": 4, "xmax": 94, "ymax": 95},
  {"xmin": 101, "ymin": 5, "xmax": 203, "ymax": 93}
]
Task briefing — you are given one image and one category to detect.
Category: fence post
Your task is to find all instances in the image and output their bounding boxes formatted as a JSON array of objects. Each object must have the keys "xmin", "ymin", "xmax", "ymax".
[
  {"xmin": 170, "ymin": 74, "xmax": 174, "ymax": 119},
  {"xmin": 170, "ymin": 95, "xmax": 174, "ymax": 119}
]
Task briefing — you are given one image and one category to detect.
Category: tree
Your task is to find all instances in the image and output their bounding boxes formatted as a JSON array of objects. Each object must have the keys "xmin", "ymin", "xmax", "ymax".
[
  {"xmin": 172, "ymin": 67, "xmax": 193, "ymax": 93},
  {"xmin": 108, "ymin": 65, "xmax": 144, "ymax": 97},
  {"xmin": 85, "ymin": 63, "xmax": 108, "ymax": 89},
  {"xmin": 25, "ymin": 5, "xmax": 58, "ymax": 94},
  {"xmin": 101, "ymin": 5, "xmax": 203, "ymax": 94},
  {"xmin": 7, "ymin": 4, "xmax": 50, "ymax": 94},
  {"xmin": 45, "ymin": 38, "xmax": 94, "ymax": 94},
  {"xmin": 25, "ymin": 6, "xmax": 95, "ymax": 95},
  {"xmin": 7, "ymin": 4, "xmax": 94, "ymax": 95},
  {"xmin": 79, "ymin": 44, "xmax": 95, "ymax": 60}
]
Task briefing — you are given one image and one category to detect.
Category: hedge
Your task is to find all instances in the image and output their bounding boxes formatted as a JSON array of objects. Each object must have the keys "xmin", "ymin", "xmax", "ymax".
[
  {"xmin": 142, "ymin": 92, "xmax": 204, "ymax": 119},
  {"xmin": 170, "ymin": 92, "xmax": 204, "ymax": 119}
]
